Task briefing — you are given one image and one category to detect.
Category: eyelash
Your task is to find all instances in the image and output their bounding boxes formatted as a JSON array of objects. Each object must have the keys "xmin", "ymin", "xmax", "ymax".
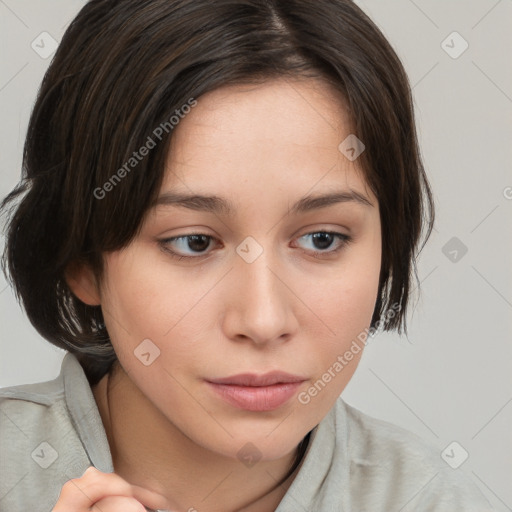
[{"xmin": 158, "ymin": 231, "xmax": 352, "ymax": 262}]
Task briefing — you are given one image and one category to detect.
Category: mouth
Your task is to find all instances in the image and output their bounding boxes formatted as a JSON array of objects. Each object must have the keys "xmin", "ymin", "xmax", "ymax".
[
  {"xmin": 207, "ymin": 371, "xmax": 306, "ymax": 387},
  {"xmin": 205, "ymin": 372, "xmax": 307, "ymax": 412}
]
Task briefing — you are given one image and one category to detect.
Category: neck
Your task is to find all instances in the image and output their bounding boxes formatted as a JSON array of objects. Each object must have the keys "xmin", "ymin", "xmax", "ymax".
[{"xmin": 92, "ymin": 362, "xmax": 309, "ymax": 512}]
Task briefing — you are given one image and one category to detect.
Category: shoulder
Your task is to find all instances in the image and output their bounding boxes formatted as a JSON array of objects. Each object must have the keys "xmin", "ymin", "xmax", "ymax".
[
  {"xmin": 336, "ymin": 399, "xmax": 494, "ymax": 511},
  {"xmin": 0, "ymin": 367, "xmax": 68, "ymax": 450},
  {"xmin": 0, "ymin": 354, "xmax": 98, "ymax": 510},
  {"xmin": 341, "ymin": 399, "xmax": 436, "ymax": 463}
]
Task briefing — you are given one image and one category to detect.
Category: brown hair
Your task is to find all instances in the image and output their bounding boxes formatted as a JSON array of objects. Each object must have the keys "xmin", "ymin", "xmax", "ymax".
[{"xmin": 1, "ymin": 0, "xmax": 434, "ymax": 386}]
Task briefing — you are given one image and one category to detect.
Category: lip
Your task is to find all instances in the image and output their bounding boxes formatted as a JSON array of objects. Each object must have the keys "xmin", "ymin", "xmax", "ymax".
[
  {"xmin": 207, "ymin": 372, "xmax": 306, "ymax": 387},
  {"xmin": 206, "ymin": 372, "xmax": 306, "ymax": 412}
]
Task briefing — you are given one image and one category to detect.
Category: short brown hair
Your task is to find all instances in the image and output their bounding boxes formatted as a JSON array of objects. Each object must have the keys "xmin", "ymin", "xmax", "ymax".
[{"xmin": 1, "ymin": 0, "xmax": 434, "ymax": 386}]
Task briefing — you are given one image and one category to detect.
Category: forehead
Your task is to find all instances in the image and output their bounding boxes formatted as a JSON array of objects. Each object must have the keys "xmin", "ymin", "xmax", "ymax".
[{"xmin": 158, "ymin": 77, "xmax": 373, "ymax": 206}]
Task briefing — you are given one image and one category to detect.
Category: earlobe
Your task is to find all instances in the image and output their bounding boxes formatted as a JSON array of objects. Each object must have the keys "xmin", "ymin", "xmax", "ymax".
[{"xmin": 64, "ymin": 261, "xmax": 101, "ymax": 306}]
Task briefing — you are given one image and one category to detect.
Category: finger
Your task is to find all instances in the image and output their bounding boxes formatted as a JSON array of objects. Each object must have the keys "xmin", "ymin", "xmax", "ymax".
[
  {"xmin": 130, "ymin": 483, "xmax": 174, "ymax": 511},
  {"xmin": 93, "ymin": 495, "xmax": 147, "ymax": 512},
  {"xmin": 53, "ymin": 467, "xmax": 170, "ymax": 511}
]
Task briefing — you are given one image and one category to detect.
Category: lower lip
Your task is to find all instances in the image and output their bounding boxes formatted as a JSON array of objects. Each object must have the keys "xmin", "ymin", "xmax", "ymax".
[{"xmin": 206, "ymin": 381, "xmax": 303, "ymax": 411}]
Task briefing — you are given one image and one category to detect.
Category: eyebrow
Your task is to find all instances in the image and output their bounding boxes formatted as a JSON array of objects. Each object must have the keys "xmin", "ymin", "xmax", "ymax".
[{"xmin": 152, "ymin": 189, "xmax": 373, "ymax": 216}]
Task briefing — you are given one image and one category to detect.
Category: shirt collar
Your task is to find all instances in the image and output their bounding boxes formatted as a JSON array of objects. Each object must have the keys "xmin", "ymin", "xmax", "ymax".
[{"xmin": 62, "ymin": 352, "xmax": 114, "ymax": 473}]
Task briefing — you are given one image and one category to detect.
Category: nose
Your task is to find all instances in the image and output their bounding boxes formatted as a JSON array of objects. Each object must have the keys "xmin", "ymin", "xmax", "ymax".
[{"xmin": 221, "ymin": 245, "xmax": 298, "ymax": 346}]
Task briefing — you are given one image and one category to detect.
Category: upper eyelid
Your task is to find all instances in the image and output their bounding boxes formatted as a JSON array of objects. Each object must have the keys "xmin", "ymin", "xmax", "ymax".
[
  {"xmin": 163, "ymin": 229, "xmax": 348, "ymax": 243},
  {"xmin": 161, "ymin": 230, "xmax": 349, "ymax": 256}
]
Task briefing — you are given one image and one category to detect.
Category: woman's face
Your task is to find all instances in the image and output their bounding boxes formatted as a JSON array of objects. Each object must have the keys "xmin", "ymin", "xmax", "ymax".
[{"xmin": 95, "ymin": 78, "xmax": 381, "ymax": 462}]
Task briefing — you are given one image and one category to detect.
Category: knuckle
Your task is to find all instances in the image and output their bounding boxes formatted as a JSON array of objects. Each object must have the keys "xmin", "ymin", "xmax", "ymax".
[
  {"xmin": 83, "ymin": 465, "xmax": 99, "ymax": 476},
  {"xmin": 60, "ymin": 476, "xmax": 81, "ymax": 491},
  {"xmin": 62, "ymin": 466, "xmax": 98, "ymax": 488}
]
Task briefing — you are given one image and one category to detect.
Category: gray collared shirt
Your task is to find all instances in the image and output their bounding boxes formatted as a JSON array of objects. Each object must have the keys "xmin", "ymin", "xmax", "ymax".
[{"xmin": 0, "ymin": 352, "xmax": 494, "ymax": 511}]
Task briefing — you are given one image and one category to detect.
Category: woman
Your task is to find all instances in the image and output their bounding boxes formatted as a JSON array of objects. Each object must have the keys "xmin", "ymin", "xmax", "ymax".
[{"xmin": 0, "ymin": 0, "xmax": 493, "ymax": 510}]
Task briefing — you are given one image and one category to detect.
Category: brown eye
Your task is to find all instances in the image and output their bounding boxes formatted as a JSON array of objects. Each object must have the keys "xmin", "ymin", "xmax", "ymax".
[
  {"xmin": 295, "ymin": 231, "xmax": 351, "ymax": 258},
  {"xmin": 160, "ymin": 234, "xmax": 216, "ymax": 260}
]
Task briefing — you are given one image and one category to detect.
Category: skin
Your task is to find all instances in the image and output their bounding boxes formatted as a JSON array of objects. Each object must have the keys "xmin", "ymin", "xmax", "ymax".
[{"xmin": 67, "ymin": 77, "xmax": 382, "ymax": 512}]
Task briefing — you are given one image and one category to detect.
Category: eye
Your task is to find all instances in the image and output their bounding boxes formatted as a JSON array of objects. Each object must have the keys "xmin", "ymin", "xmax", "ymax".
[
  {"xmin": 293, "ymin": 231, "xmax": 352, "ymax": 259},
  {"xmin": 158, "ymin": 230, "xmax": 352, "ymax": 261},
  {"xmin": 159, "ymin": 234, "xmax": 216, "ymax": 261}
]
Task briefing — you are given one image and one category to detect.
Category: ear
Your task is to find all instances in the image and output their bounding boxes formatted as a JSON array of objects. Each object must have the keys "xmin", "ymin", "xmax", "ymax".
[{"xmin": 65, "ymin": 260, "xmax": 101, "ymax": 306}]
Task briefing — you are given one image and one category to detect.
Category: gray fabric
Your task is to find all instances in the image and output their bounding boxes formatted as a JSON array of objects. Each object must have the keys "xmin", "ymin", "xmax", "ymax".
[{"xmin": 0, "ymin": 352, "xmax": 493, "ymax": 511}]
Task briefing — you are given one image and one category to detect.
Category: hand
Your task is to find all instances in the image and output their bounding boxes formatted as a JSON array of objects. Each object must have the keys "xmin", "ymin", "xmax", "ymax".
[{"xmin": 51, "ymin": 466, "xmax": 172, "ymax": 512}]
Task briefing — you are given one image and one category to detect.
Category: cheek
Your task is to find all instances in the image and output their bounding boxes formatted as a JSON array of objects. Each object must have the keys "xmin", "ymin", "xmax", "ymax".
[
  {"xmin": 99, "ymin": 249, "xmax": 195, "ymax": 355},
  {"xmin": 311, "ymin": 240, "xmax": 381, "ymax": 340},
  {"xmin": 311, "ymin": 279, "xmax": 376, "ymax": 369},
  {"xmin": 99, "ymin": 248, "xmax": 227, "ymax": 390},
  {"xmin": 295, "ymin": 289, "xmax": 373, "ymax": 413},
  {"xmin": 302, "ymin": 239, "xmax": 381, "ymax": 394}
]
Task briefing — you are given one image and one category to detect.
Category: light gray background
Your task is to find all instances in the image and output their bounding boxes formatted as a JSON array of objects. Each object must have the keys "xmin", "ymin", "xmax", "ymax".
[{"xmin": 1, "ymin": 0, "xmax": 511, "ymax": 509}]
